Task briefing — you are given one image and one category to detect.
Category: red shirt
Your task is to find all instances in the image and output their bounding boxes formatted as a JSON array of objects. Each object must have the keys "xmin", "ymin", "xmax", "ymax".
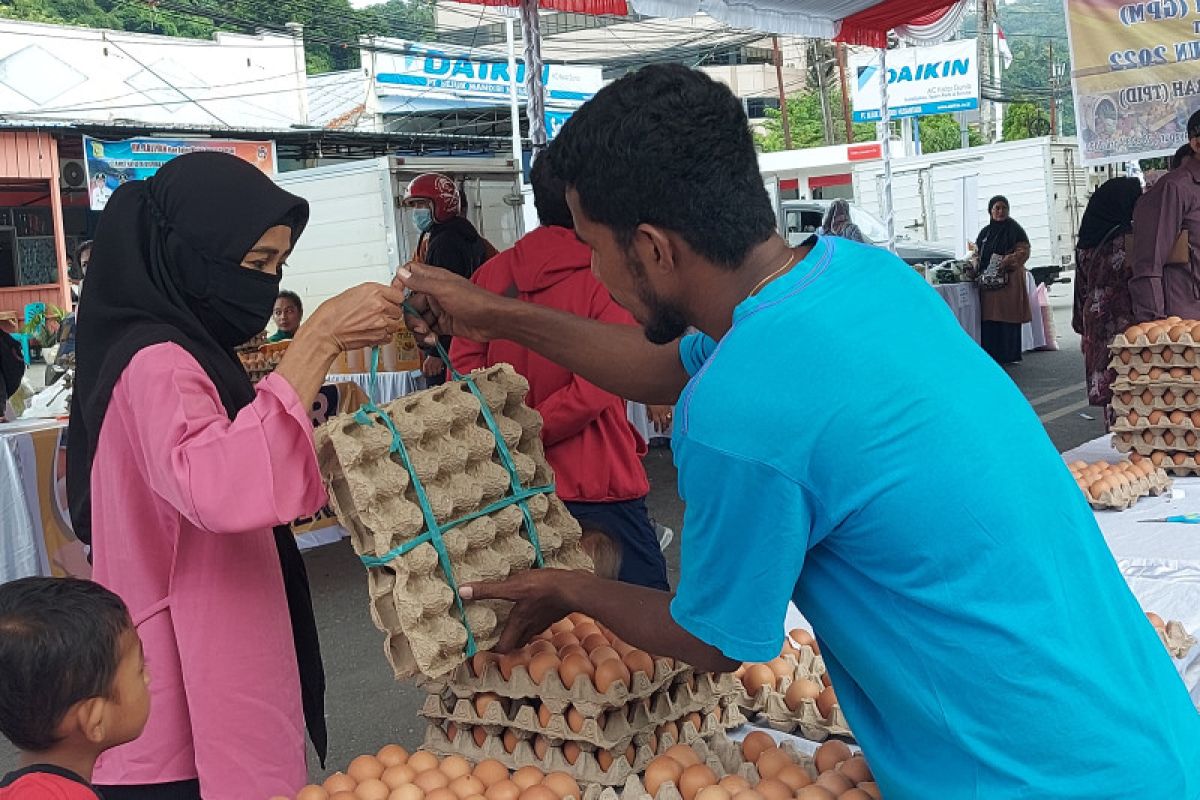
[
  {"xmin": 450, "ymin": 226, "xmax": 650, "ymax": 503},
  {"xmin": 0, "ymin": 765, "xmax": 101, "ymax": 799}
]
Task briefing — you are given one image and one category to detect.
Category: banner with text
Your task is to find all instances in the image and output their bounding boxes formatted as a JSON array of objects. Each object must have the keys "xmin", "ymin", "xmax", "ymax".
[
  {"xmin": 1065, "ymin": 0, "xmax": 1200, "ymax": 164},
  {"xmin": 851, "ymin": 39, "xmax": 979, "ymax": 122},
  {"xmin": 83, "ymin": 136, "xmax": 277, "ymax": 211}
]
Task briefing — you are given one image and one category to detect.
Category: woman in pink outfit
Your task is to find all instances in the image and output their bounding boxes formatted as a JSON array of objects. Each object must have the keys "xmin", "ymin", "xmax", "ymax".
[{"xmin": 66, "ymin": 152, "xmax": 406, "ymax": 800}]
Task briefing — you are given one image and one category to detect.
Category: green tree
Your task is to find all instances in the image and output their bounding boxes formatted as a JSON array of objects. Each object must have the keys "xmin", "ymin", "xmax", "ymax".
[
  {"xmin": 1002, "ymin": 101, "xmax": 1050, "ymax": 141},
  {"xmin": 917, "ymin": 113, "xmax": 983, "ymax": 153},
  {"xmin": 755, "ymin": 88, "xmax": 874, "ymax": 152}
]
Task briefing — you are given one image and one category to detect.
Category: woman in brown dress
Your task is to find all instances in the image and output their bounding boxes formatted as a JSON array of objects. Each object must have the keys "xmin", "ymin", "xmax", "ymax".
[{"xmin": 975, "ymin": 195, "xmax": 1032, "ymax": 365}]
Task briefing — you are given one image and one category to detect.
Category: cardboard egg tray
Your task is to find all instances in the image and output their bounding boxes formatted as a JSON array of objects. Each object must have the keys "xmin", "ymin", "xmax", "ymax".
[
  {"xmin": 733, "ymin": 651, "xmax": 853, "ymax": 742},
  {"xmin": 1068, "ymin": 461, "xmax": 1172, "ymax": 511},
  {"xmin": 1109, "ymin": 348, "xmax": 1200, "ymax": 370},
  {"xmin": 1123, "ymin": 450, "xmax": 1200, "ymax": 475},
  {"xmin": 1163, "ymin": 620, "xmax": 1197, "ymax": 659},
  {"xmin": 315, "ymin": 365, "xmax": 593, "ymax": 679},
  {"xmin": 421, "ymin": 654, "xmax": 691, "ymax": 716},
  {"xmin": 423, "ymin": 716, "xmax": 727, "ymax": 786},
  {"xmin": 1111, "ymin": 409, "xmax": 1200, "ymax": 431},
  {"xmin": 1112, "ymin": 431, "xmax": 1200, "ymax": 458},
  {"xmin": 1112, "ymin": 365, "xmax": 1200, "ymax": 384},
  {"xmin": 1111, "ymin": 385, "xmax": 1200, "ymax": 415},
  {"xmin": 578, "ymin": 736, "xmax": 827, "ymax": 800},
  {"xmin": 420, "ymin": 675, "xmax": 742, "ymax": 751},
  {"xmin": 1109, "ymin": 321, "xmax": 1200, "ymax": 350}
]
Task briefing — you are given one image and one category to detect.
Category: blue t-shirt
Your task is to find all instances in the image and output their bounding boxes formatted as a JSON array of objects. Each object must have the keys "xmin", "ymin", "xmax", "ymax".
[{"xmin": 670, "ymin": 236, "xmax": 1200, "ymax": 799}]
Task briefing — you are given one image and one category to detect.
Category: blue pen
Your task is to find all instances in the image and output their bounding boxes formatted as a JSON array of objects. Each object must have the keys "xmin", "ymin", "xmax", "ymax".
[{"xmin": 1139, "ymin": 513, "xmax": 1200, "ymax": 524}]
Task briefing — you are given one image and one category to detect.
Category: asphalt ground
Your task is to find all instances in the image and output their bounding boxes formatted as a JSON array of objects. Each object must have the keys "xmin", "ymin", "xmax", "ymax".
[{"xmin": 1, "ymin": 276, "xmax": 1107, "ymax": 780}]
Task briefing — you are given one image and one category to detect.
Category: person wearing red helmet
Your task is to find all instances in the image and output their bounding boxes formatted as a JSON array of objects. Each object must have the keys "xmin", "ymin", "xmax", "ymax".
[{"xmin": 403, "ymin": 173, "xmax": 492, "ymax": 384}]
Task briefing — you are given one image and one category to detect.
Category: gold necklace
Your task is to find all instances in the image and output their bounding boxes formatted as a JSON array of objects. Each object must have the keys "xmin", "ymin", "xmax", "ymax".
[{"xmin": 750, "ymin": 249, "xmax": 797, "ymax": 296}]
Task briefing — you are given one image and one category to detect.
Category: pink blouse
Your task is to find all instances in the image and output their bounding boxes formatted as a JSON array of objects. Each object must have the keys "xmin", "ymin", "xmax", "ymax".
[{"xmin": 89, "ymin": 343, "xmax": 328, "ymax": 799}]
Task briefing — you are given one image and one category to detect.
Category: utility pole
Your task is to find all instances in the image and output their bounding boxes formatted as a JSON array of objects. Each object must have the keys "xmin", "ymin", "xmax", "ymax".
[
  {"xmin": 1048, "ymin": 40, "xmax": 1057, "ymax": 139},
  {"xmin": 837, "ymin": 42, "xmax": 855, "ymax": 143},
  {"xmin": 811, "ymin": 40, "xmax": 835, "ymax": 145},
  {"xmin": 980, "ymin": 0, "xmax": 994, "ymax": 141},
  {"xmin": 772, "ymin": 35, "xmax": 793, "ymax": 150}
]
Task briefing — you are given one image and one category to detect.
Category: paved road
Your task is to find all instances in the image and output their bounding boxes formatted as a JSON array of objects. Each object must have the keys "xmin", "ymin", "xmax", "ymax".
[{"xmin": 1, "ymin": 276, "xmax": 1108, "ymax": 779}]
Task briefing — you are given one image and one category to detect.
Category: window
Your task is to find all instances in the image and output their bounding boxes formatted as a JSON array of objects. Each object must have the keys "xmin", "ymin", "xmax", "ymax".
[{"xmin": 745, "ymin": 97, "xmax": 780, "ymax": 119}]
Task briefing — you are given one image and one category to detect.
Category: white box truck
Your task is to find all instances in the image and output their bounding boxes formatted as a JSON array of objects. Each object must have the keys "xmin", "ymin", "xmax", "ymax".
[
  {"xmin": 852, "ymin": 138, "xmax": 1095, "ymax": 275},
  {"xmin": 273, "ymin": 156, "xmax": 524, "ymax": 310}
]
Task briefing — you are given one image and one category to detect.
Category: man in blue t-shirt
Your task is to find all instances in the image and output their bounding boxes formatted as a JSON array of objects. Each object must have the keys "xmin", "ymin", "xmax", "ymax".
[{"xmin": 398, "ymin": 65, "xmax": 1200, "ymax": 798}]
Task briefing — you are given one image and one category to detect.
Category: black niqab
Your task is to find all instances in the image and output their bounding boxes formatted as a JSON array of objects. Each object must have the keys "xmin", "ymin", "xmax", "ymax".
[
  {"xmin": 1077, "ymin": 177, "xmax": 1142, "ymax": 250},
  {"xmin": 65, "ymin": 151, "xmax": 327, "ymax": 764}
]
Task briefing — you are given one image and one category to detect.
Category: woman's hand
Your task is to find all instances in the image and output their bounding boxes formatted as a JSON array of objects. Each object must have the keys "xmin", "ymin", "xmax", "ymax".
[
  {"xmin": 647, "ymin": 404, "xmax": 673, "ymax": 433},
  {"xmin": 422, "ymin": 355, "xmax": 445, "ymax": 378},
  {"xmin": 304, "ymin": 283, "xmax": 407, "ymax": 352}
]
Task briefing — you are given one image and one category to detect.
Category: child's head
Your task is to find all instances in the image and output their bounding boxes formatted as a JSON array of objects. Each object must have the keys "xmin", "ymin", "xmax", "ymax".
[
  {"xmin": 579, "ymin": 527, "xmax": 623, "ymax": 581},
  {"xmin": 0, "ymin": 577, "xmax": 149, "ymax": 755}
]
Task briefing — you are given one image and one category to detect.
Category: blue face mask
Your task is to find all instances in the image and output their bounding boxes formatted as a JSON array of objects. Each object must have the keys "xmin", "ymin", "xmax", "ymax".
[{"xmin": 412, "ymin": 208, "xmax": 434, "ymax": 232}]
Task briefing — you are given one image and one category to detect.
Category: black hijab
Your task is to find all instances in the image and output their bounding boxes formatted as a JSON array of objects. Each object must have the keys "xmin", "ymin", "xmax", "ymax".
[
  {"xmin": 976, "ymin": 195, "xmax": 1029, "ymax": 271},
  {"xmin": 66, "ymin": 151, "xmax": 327, "ymax": 764},
  {"xmin": 1077, "ymin": 177, "xmax": 1142, "ymax": 250}
]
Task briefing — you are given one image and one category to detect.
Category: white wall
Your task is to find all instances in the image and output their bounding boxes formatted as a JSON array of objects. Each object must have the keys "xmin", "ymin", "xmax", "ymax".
[{"xmin": 0, "ymin": 18, "xmax": 307, "ymax": 129}]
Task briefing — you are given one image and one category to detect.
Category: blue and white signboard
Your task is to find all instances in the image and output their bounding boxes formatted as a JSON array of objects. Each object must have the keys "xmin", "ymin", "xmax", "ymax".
[
  {"xmin": 545, "ymin": 109, "xmax": 574, "ymax": 140},
  {"xmin": 373, "ymin": 40, "xmax": 603, "ymax": 114},
  {"xmin": 851, "ymin": 39, "xmax": 979, "ymax": 123}
]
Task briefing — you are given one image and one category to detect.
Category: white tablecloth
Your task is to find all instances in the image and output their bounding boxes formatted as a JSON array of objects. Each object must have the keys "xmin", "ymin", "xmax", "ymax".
[
  {"xmin": 326, "ymin": 370, "xmax": 424, "ymax": 405},
  {"xmin": 1061, "ymin": 435, "xmax": 1200, "ymax": 704},
  {"xmin": 933, "ymin": 276, "xmax": 1044, "ymax": 351}
]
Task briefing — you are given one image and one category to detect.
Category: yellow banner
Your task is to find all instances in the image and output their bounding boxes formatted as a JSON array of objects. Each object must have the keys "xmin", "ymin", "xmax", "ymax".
[{"xmin": 1066, "ymin": 0, "xmax": 1200, "ymax": 163}]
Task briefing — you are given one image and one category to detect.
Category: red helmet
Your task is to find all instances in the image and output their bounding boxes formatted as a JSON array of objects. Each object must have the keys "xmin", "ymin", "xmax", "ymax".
[{"xmin": 404, "ymin": 173, "xmax": 460, "ymax": 224}]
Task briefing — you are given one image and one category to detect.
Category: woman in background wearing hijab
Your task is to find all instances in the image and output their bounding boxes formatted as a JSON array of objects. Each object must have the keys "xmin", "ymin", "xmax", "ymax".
[
  {"xmin": 1073, "ymin": 177, "xmax": 1143, "ymax": 422},
  {"xmin": 974, "ymin": 195, "xmax": 1032, "ymax": 365},
  {"xmin": 818, "ymin": 198, "xmax": 866, "ymax": 243},
  {"xmin": 67, "ymin": 152, "xmax": 405, "ymax": 800}
]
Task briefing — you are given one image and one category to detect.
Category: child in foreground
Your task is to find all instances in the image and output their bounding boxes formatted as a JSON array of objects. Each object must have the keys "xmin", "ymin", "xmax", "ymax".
[{"xmin": 0, "ymin": 577, "xmax": 150, "ymax": 799}]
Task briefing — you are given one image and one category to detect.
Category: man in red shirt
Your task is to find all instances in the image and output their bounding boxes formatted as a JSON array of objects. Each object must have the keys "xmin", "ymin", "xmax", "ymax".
[{"xmin": 450, "ymin": 154, "xmax": 669, "ymax": 589}]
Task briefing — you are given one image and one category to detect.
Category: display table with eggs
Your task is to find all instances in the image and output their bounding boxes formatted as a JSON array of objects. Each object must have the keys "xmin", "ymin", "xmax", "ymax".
[
  {"xmin": 315, "ymin": 365, "xmax": 593, "ymax": 680},
  {"xmin": 419, "ymin": 614, "xmax": 743, "ymax": 787}
]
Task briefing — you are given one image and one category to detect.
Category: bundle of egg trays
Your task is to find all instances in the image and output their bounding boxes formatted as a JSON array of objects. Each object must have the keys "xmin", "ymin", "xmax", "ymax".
[
  {"xmin": 420, "ymin": 613, "xmax": 745, "ymax": 787},
  {"xmin": 1108, "ymin": 319, "xmax": 1200, "ymax": 474},
  {"xmin": 1146, "ymin": 611, "xmax": 1197, "ymax": 660},
  {"xmin": 315, "ymin": 365, "xmax": 593, "ymax": 679},
  {"xmin": 1066, "ymin": 459, "xmax": 1172, "ymax": 510},
  {"xmin": 732, "ymin": 629, "xmax": 851, "ymax": 743}
]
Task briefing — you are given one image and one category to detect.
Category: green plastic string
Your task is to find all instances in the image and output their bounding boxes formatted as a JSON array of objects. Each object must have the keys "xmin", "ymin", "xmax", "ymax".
[{"xmin": 350, "ymin": 325, "xmax": 552, "ymax": 658}]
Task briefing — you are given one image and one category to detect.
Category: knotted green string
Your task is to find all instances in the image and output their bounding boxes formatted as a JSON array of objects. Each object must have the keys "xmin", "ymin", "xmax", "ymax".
[{"xmin": 350, "ymin": 322, "xmax": 551, "ymax": 658}]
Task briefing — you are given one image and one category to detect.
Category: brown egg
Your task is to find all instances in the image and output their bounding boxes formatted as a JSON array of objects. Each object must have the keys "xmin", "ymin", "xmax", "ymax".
[
  {"xmin": 558, "ymin": 653, "xmax": 594, "ymax": 689},
  {"xmin": 1119, "ymin": 349, "xmax": 1133, "ymax": 364},
  {"xmin": 426, "ymin": 789, "xmax": 458, "ymax": 800},
  {"xmin": 1166, "ymin": 389, "xmax": 1179, "ymax": 404},
  {"xmin": 595, "ymin": 659, "xmax": 631, "ymax": 693},
  {"xmin": 857, "ymin": 783, "xmax": 882, "ymax": 800},
  {"xmin": 755, "ymin": 748, "xmax": 793, "ymax": 781},
  {"xmin": 298, "ymin": 786, "xmax": 330, "ymax": 800},
  {"xmin": 499, "ymin": 652, "xmax": 528, "ymax": 681},
  {"xmin": 542, "ymin": 772, "xmax": 583, "ymax": 800},
  {"xmin": 590, "ymin": 646, "xmax": 622, "ymax": 666},
  {"xmin": 581, "ymin": 633, "xmax": 610, "ymax": 653},
  {"xmin": 415, "ymin": 771, "xmax": 450, "ymax": 792},
  {"xmin": 474, "ymin": 693, "xmax": 501, "ymax": 718},
  {"xmin": 536, "ymin": 703, "xmax": 553, "ymax": 728},
  {"xmin": 562, "ymin": 706, "xmax": 584, "ymax": 733},
  {"xmin": 1129, "ymin": 368, "xmax": 1142, "ymax": 381},
  {"xmin": 776, "ymin": 764, "xmax": 813, "ymax": 790},
  {"xmin": 532, "ymin": 735, "xmax": 548, "ymax": 759},
  {"xmin": 472, "ymin": 727, "xmax": 488, "ymax": 748},
  {"xmin": 382, "ymin": 765, "xmax": 417, "ymax": 789},
  {"xmin": 450, "ymin": 777, "xmax": 486, "ymax": 800},
  {"xmin": 573, "ymin": 622, "xmax": 602, "ymax": 640},
  {"xmin": 512, "ymin": 767, "xmax": 545, "ymax": 791},
  {"xmin": 596, "ymin": 749, "xmax": 616, "ymax": 772},
  {"xmin": 644, "ymin": 756, "xmax": 684, "ymax": 795},
  {"xmin": 741, "ymin": 664, "xmax": 777, "ymax": 696},
  {"xmin": 1174, "ymin": 452, "xmax": 1189, "ymax": 465},
  {"xmin": 331, "ymin": 793, "xmax": 359, "ymax": 800},
  {"xmin": 446, "ymin": 724, "xmax": 458, "ymax": 743},
  {"xmin": 813, "ymin": 740, "xmax": 853, "ymax": 774},
  {"xmin": 551, "ymin": 632, "xmax": 579, "ymax": 651},
  {"xmin": 623, "ymin": 650, "xmax": 655, "ymax": 678},
  {"xmin": 664, "ymin": 744, "xmax": 703, "ymax": 768},
  {"xmin": 550, "ymin": 618, "xmax": 573, "ymax": 634},
  {"xmin": 732, "ymin": 792, "xmax": 765, "ymax": 800},
  {"xmin": 695, "ymin": 787, "xmax": 732, "ymax": 800},
  {"xmin": 657, "ymin": 720, "xmax": 680, "ymax": 745},
  {"xmin": 684, "ymin": 711, "xmax": 704, "ymax": 734},
  {"xmin": 471, "ymin": 652, "xmax": 497, "ymax": 678},
  {"xmin": 390, "ymin": 786, "xmax": 425, "ymax": 800},
  {"xmin": 358, "ymin": 780, "xmax": 392, "ymax": 800},
  {"xmin": 409, "ymin": 752, "xmax": 440, "ymax": 774},
  {"xmin": 1151, "ymin": 451, "xmax": 1167, "ymax": 466},
  {"xmin": 518, "ymin": 786, "xmax": 558, "ymax": 800},
  {"xmin": 785, "ymin": 678, "xmax": 822, "ymax": 711},
  {"xmin": 529, "ymin": 653, "xmax": 560, "ymax": 685},
  {"xmin": 814, "ymin": 771, "xmax": 853, "ymax": 795},
  {"xmin": 324, "ymin": 773, "xmax": 358, "ymax": 795},
  {"xmin": 562, "ymin": 742, "xmax": 582, "ymax": 765},
  {"xmin": 837, "ymin": 756, "xmax": 872, "ymax": 784},
  {"xmin": 473, "ymin": 761, "xmax": 508, "ymax": 789},
  {"xmin": 766, "ymin": 659, "xmax": 793, "ymax": 683},
  {"xmin": 558, "ymin": 645, "xmax": 588, "ymax": 662},
  {"xmin": 1126, "ymin": 323, "xmax": 1146, "ymax": 338},
  {"xmin": 440, "ymin": 756, "xmax": 471, "ymax": 781},
  {"xmin": 741, "ymin": 731, "xmax": 776, "ymax": 763},
  {"xmin": 837, "ymin": 791, "xmax": 873, "ymax": 800},
  {"xmin": 754, "ymin": 779, "xmax": 793, "ymax": 800},
  {"xmin": 503, "ymin": 729, "xmax": 521, "ymax": 755},
  {"xmin": 718, "ymin": 776, "xmax": 750, "ymax": 794},
  {"xmin": 679, "ymin": 764, "xmax": 719, "ymax": 800},
  {"xmin": 1146, "ymin": 611, "xmax": 1166, "ymax": 629},
  {"xmin": 816, "ymin": 686, "xmax": 838, "ymax": 719},
  {"xmin": 350, "ymin": 756, "xmax": 386, "ymax": 783},
  {"xmin": 485, "ymin": 781, "xmax": 520, "ymax": 800}
]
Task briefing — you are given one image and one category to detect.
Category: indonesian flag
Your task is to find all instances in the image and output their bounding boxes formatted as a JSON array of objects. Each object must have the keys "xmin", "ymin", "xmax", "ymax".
[{"xmin": 996, "ymin": 24, "xmax": 1013, "ymax": 69}]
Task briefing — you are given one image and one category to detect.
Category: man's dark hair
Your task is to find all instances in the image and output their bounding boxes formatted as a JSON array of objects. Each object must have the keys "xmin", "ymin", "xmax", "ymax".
[
  {"xmin": 276, "ymin": 289, "xmax": 303, "ymax": 316},
  {"xmin": 530, "ymin": 150, "xmax": 573, "ymax": 229},
  {"xmin": 1172, "ymin": 143, "xmax": 1193, "ymax": 169},
  {"xmin": 547, "ymin": 64, "xmax": 776, "ymax": 269},
  {"xmin": 0, "ymin": 577, "xmax": 131, "ymax": 751}
]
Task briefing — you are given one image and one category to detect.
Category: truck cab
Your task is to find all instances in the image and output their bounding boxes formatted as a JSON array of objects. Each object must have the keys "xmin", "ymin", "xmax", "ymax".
[{"xmin": 780, "ymin": 199, "xmax": 955, "ymax": 267}]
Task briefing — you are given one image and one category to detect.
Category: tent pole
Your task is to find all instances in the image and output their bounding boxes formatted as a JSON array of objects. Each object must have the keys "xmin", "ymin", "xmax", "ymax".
[{"xmin": 878, "ymin": 44, "xmax": 895, "ymax": 252}]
